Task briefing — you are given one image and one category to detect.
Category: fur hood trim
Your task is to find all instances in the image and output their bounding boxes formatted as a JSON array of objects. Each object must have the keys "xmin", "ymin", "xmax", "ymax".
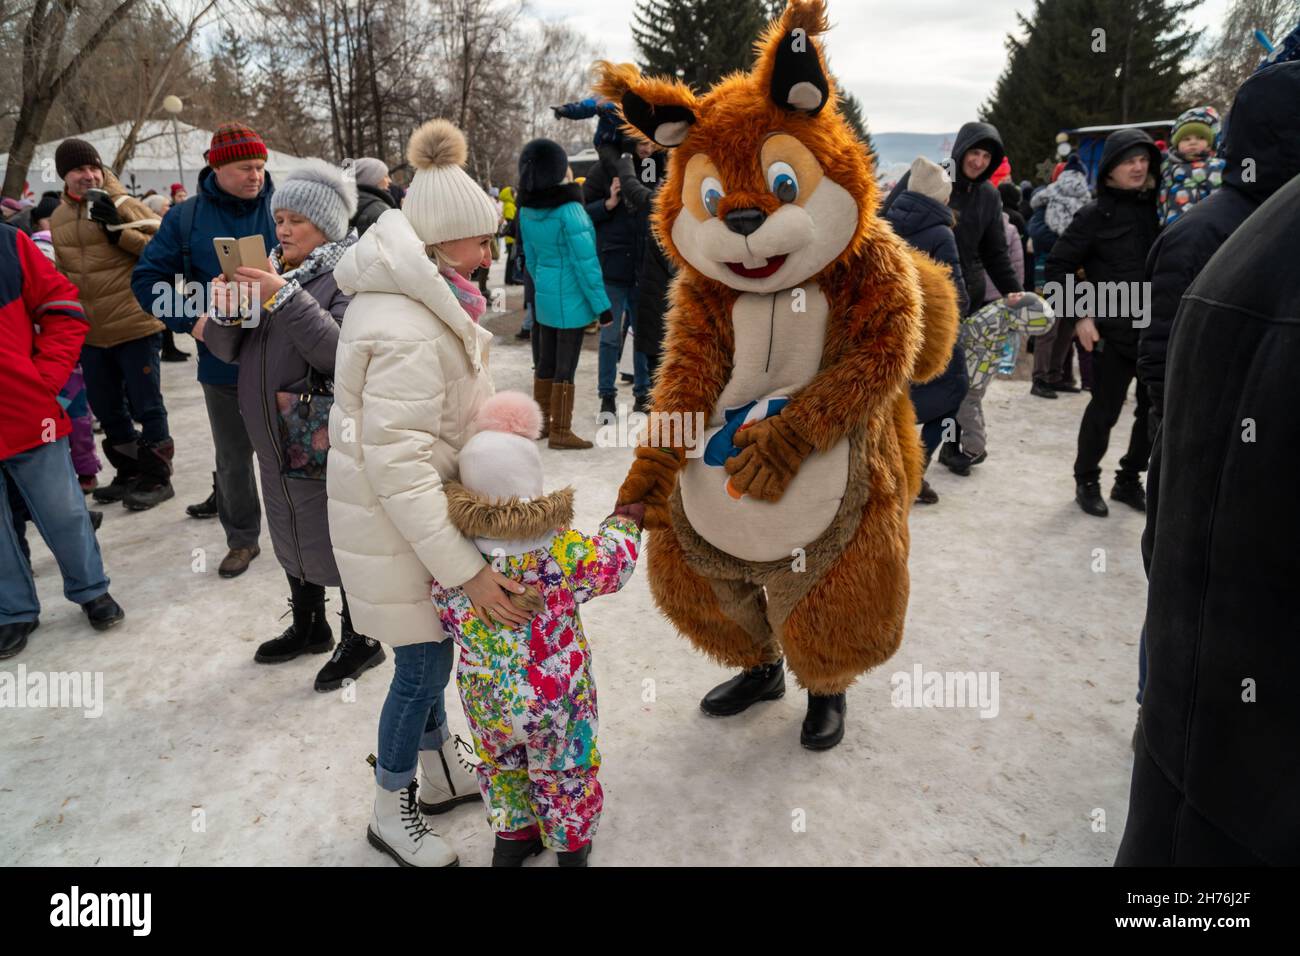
[{"xmin": 444, "ymin": 482, "xmax": 575, "ymax": 541}]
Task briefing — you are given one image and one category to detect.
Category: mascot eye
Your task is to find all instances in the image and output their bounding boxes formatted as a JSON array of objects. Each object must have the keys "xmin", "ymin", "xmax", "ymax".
[
  {"xmin": 700, "ymin": 177, "xmax": 725, "ymax": 217},
  {"xmin": 767, "ymin": 162, "xmax": 799, "ymax": 203}
]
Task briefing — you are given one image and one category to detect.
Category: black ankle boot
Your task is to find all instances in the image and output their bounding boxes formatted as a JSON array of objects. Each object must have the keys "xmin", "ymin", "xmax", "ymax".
[
  {"xmin": 1110, "ymin": 476, "xmax": 1147, "ymax": 513},
  {"xmin": 700, "ymin": 660, "xmax": 785, "ymax": 717},
  {"xmin": 492, "ymin": 834, "xmax": 545, "ymax": 867},
  {"xmin": 1076, "ymin": 480, "xmax": 1109, "ymax": 517},
  {"xmin": 557, "ymin": 842, "xmax": 592, "ymax": 867},
  {"xmin": 314, "ymin": 620, "xmax": 386, "ymax": 691},
  {"xmin": 255, "ymin": 579, "xmax": 334, "ymax": 663},
  {"xmin": 800, "ymin": 691, "xmax": 846, "ymax": 751}
]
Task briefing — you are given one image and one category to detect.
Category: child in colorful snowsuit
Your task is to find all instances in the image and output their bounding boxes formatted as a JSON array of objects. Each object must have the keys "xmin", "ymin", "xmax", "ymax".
[
  {"xmin": 1158, "ymin": 107, "xmax": 1226, "ymax": 226},
  {"xmin": 955, "ymin": 293, "xmax": 1054, "ymax": 460},
  {"xmin": 430, "ymin": 391, "xmax": 643, "ymax": 867}
]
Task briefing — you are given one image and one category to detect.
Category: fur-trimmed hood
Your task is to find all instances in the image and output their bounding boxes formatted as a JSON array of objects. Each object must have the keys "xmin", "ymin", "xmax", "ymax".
[{"xmin": 444, "ymin": 482, "xmax": 575, "ymax": 542}]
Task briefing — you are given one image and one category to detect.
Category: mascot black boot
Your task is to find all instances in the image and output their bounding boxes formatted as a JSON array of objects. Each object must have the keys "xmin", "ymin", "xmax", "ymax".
[
  {"xmin": 700, "ymin": 660, "xmax": 786, "ymax": 716},
  {"xmin": 801, "ymin": 691, "xmax": 846, "ymax": 750}
]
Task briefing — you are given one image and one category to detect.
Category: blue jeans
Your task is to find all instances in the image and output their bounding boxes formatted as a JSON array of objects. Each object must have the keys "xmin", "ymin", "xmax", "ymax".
[
  {"xmin": 79, "ymin": 334, "xmax": 169, "ymax": 446},
  {"xmin": 375, "ymin": 639, "xmax": 454, "ymax": 791},
  {"xmin": 0, "ymin": 437, "xmax": 109, "ymax": 625},
  {"xmin": 598, "ymin": 282, "xmax": 650, "ymax": 398}
]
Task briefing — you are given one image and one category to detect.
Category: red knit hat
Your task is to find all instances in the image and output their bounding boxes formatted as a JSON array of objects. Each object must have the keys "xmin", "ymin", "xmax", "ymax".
[{"xmin": 207, "ymin": 122, "xmax": 268, "ymax": 168}]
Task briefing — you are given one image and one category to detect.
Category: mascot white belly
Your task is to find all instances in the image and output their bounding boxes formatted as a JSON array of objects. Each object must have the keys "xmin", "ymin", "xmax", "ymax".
[{"xmin": 679, "ymin": 284, "xmax": 850, "ymax": 562}]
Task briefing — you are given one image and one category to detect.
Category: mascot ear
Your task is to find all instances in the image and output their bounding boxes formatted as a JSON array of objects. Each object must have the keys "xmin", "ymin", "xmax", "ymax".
[
  {"xmin": 758, "ymin": 0, "xmax": 833, "ymax": 116},
  {"xmin": 593, "ymin": 60, "xmax": 699, "ymax": 148}
]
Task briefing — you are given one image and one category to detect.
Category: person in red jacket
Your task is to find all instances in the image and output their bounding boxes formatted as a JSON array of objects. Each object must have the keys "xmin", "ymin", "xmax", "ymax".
[{"xmin": 1, "ymin": 224, "xmax": 124, "ymax": 659}]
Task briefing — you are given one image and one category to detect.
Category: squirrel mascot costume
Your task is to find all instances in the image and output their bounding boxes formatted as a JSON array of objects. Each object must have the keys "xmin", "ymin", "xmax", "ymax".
[{"xmin": 604, "ymin": 0, "xmax": 960, "ymax": 749}]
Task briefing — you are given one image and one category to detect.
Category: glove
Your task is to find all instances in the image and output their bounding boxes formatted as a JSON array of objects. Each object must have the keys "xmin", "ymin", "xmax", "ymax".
[
  {"xmin": 552, "ymin": 106, "xmax": 565, "ymax": 120},
  {"xmin": 723, "ymin": 413, "xmax": 814, "ymax": 502},
  {"xmin": 88, "ymin": 193, "xmax": 121, "ymax": 242},
  {"xmin": 617, "ymin": 445, "xmax": 684, "ymax": 530},
  {"xmin": 598, "ymin": 309, "xmax": 615, "ymax": 328}
]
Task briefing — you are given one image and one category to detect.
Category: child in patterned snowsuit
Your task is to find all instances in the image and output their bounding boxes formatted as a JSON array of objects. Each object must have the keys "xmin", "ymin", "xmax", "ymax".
[
  {"xmin": 1158, "ymin": 107, "xmax": 1226, "ymax": 227},
  {"xmin": 430, "ymin": 391, "xmax": 642, "ymax": 867}
]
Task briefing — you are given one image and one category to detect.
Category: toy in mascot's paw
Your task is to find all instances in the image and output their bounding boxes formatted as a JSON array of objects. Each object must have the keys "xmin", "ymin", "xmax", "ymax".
[{"xmin": 604, "ymin": 0, "xmax": 961, "ymax": 750}]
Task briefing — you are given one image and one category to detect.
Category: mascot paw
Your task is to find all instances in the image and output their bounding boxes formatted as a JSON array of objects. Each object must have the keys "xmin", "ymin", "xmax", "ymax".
[
  {"xmin": 617, "ymin": 445, "xmax": 685, "ymax": 507},
  {"xmin": 724, "ymin": 414, "xmax": 814, "ymax": 502}
]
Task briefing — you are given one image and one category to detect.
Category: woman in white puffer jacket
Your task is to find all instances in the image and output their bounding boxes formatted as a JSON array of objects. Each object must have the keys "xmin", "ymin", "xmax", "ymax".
[{"xmin": 327, "ymin": 119, "xmax": 528, "ymax": 868}]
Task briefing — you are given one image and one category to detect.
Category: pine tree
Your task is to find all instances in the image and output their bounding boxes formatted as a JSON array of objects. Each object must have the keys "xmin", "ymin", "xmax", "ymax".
[
  {"xmin": 981, "ymin": 0, "xmax": 1202, "ymax": 184},
  {"xmin": 632, "ymin": 0, "xmax": 775, "ymax": 88},
  {"xmin": 837, "ymin": 88, "xmax": 879, "ymax": 167}
]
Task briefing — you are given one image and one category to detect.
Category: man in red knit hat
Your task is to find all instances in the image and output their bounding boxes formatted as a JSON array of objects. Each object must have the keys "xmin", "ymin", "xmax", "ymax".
[{"xmin": 131, "ymin": 121, "xmax": 278, "ymax": 579}]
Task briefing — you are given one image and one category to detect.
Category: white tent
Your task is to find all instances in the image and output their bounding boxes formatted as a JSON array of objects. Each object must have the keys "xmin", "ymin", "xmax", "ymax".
[{"xmin": 0, "ymin": 120, "xmax": 304, "ymax": 199}]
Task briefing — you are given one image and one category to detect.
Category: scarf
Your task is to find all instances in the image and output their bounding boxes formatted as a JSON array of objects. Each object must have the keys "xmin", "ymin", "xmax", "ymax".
[
  {"xmin": 517, "ymin": 182, "xmax": 584, "ymax": 209},
  {"xmin": 441, "ymin": 266, "xmax": 487, "ymax": 323},
  {"xmin": 265, "ymin": 228, "xmax": 358, "ymax": 313}
]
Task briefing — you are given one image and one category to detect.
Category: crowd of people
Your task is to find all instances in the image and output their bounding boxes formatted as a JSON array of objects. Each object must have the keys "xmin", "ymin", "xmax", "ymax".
[{"xmin": 1, "ymin": 30, "xmax": 1297, "ymax": 866}]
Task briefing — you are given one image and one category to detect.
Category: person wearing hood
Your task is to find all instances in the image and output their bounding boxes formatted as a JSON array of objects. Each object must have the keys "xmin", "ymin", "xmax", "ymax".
[
  {"xmin": 328, "ymin": 118, "xmax": 527, "ymax": 868},
  {"xmin": 203, "ymin": 158, "xmax": 387, "ymax": 693},
  {"xmin": 49, "ymin": 138, "xmax": 175, "ymax": 512},
  {"xmin": 132, "ymin": 122, "xmax": 276, "ymax": 579},
  {"xmin": 1028, "ymin": 153, "xmax": 1094, "ymax": 398},
  {"xmin": 882, "ymin": 156, "xmax": 969, "ymax": 503},
  {"xmin": 1044, "ymin": 128, "xmax": 1161, "ymax": 518},
  {"xmin": 348, "ymin": 157, "xmax": 396, "ymax": 237},
  {"xmin": 1117, "ymin": 171, "xmax": 1300, "ymax": 866},
  {"xmin": 517, "ymin": 137, "xmax": 613, "ymax": 450}
]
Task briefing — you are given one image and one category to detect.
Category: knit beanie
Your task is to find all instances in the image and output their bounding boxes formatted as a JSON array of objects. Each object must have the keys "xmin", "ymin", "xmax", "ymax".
[
  {"xmin": 1171, "ymin": 106, "xmax": 1220, "ymax": 152},
  {"xmin": 270, "ymin": 158, "xmax": 358, "ymax": 242},
  {"xmin": 170, "ymin": 182, "xmax": 185, "ymax": 198},
  {"xmin": 141, "ymin": 194, "xmax": 170, "ymax": 216},
  {"xmin": 55, "ymin": 138, "xmax": 103, "ymax": 179},
  {"xmin": 208, "ymin": 122, "xmax": 268, "ymax": 168},
  {"xmin": 402, "ymin": 120, "xmax": 499, "ymax": 245},
  {"xmin": 458, "ymin": 393, "xmax": 546, "ymax": 503},
  {"xmin": 351, "ymin": 157, "xmax": 389, "ymax": 188},
  {"xmin": 32, "ymin": 191, "xmax": 61, "ymax": 222},
  {"xmin": 518, "ymin": 138, "xmax": 570, "ymax": 195},
  {"xmin": 908, "ymin": 156, "xmax": 951, "ymax": 205}
]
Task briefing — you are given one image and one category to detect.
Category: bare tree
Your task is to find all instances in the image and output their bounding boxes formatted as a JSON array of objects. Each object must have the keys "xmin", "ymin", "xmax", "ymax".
[
  {"xmin": 3, "ymin": 0, "xmax": 145, "ymax": 197},
  {"xmin": 1185, "ymin": 0, "xmax": 1300, "ymax": 110}
]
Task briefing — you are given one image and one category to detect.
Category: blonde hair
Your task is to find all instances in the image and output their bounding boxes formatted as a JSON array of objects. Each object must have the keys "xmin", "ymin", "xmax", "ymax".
[{"xmin": 425, "ymin": 243, "xmax": 458, "ymax": 271}]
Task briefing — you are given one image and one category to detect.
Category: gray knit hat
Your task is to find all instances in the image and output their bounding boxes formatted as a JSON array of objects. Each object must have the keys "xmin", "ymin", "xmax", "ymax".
[
  {"xmin": 270, "ymin": 158, "xmax": 358, "ymax": 241},
  {"xmin": 909, "ymin": 156, "xmax": 952, "ymax": 205},
  {"xmin": 351, "ymin": 157, "xmax": 389, "ymax": 188}
]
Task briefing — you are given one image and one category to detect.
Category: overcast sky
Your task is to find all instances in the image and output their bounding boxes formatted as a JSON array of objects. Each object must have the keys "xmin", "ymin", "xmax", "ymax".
[{"xmin": 527, "ymin": 0, "xmax": 1233, "ymax": 132}]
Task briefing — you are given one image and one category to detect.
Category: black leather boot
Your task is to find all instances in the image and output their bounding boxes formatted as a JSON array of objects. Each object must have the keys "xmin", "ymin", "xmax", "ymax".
[
  {"xmin": 1110, "ymin": 475, "xmax": 1147, "ymax": 513},
  {"xmin": 254, "ymin": 578, "xmax": 335, "ymax": 663},
  {"xmin": 1076, "ymin": 481, "xmax": 1109, "ymax": 517},
  {"xmin": 492, "ymin": 834, "xmax": 545, "ymax": 867},
  {"xmin": 92, "ymin": 439, "xmax": 141, "ymax": 503},
  {"xmin": 800, "ymin": 691, "xmax": 846, "ymax": 751},
  {"xmin": 700, "ymin": 660, "xmax": 785, "ymax": 717},
  {"xmin": 81, "ymin": 593, "xmax": 124, "ymax": 631},
  {"xmin": 314, "ymin": 604, "xmax": 386, "ymax": 692},
  {"xmin": 557, "ymin": 842, "xmax": 592, "ymax": 867}
]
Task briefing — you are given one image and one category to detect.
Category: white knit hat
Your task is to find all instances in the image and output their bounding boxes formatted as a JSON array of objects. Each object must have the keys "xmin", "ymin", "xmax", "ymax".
[
  {"xmin": 909, "ymin": 156, "xmax": 952, "ymax": 205},
  {"xmin": 458, "ymin": 392, "xmax": 545, "ymax": 502},
  {"xmin": 402, "ymin": 119, "xmax": 499, "ymax": 245}
]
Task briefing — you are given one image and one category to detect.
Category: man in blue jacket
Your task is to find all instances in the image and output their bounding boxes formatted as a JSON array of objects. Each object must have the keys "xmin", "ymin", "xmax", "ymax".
[{"xmin": 131, "ymin": 122, "xmax": 275, "ymax": 579}]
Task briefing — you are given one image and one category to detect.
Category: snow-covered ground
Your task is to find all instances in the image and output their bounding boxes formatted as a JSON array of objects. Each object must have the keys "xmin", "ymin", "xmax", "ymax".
[{"xmin": 0, "ymin": 277, "xmax": 1149, "ymax": 866}]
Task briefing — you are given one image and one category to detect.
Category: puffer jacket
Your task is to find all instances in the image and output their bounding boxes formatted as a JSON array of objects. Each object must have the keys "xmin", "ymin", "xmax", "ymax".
[
  {"xmin": 326, "ymin": 208, "xmax": 495, "ymax": 645},
  {"xmin": 1030, "ymin": 169, "xmax": 1092, "ymax": 237},
  {"xmin": 518, "ymin": 182, "xmax": 611, "ymax": 329},
  {"xmin": 204, "ymin": 244, "xmax": 354, "ymax": 587},
  {"xmin": 50, "ymin": 170, "xmax": 163, "ymax": 348},
  {"xmin": 351, "ymin": 183, "xmax": 396, "ymax": 237}
]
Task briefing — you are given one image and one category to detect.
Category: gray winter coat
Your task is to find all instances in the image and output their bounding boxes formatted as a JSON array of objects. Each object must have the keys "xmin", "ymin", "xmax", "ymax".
[{"xmin": 205, "ymin": 269, "xmax": 351, "ymax": 586}]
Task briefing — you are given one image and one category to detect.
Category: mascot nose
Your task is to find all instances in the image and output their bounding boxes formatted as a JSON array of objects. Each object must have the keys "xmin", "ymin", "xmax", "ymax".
[{"xmin": 723, "ymin": 208, "xmax": 767, "ymax": 236}]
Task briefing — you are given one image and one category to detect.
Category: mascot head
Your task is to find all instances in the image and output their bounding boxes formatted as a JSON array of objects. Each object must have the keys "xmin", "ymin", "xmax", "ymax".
[{"xmin": 595, "ymin": 0, "xmax": 874, "ymax": 295}]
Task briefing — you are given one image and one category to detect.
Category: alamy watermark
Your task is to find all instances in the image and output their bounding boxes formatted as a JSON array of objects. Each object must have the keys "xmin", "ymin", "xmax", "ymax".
[
  {"xmin": 890, "ymin": 663, "xmax": 1000, "ymax": 719},
  {"xmin": 0, "ymin": 665, "xmax": 103, "ymax": 718},
  {"xmin": 594, "ymin": 407, "xmax": 707, "ymax": 458},
  {"xmin": 1041, "ymin": 275, "xmax": 1151, "ymax": 329}
]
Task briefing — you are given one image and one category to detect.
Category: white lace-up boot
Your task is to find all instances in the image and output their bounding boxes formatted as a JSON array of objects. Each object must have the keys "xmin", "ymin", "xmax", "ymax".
[
  {"xmin": 367, "ymin": 781, "xmax": 458, "ymax": 867},
  {"xmin": 418, "ymin": 734, "xmax": 482, "ymax": 814}
]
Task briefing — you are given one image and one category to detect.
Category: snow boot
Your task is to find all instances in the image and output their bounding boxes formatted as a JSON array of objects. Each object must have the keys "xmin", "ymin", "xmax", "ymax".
[
  {"xmin": 700, "ymin": 660, "xmax": 785, "ymax": 717},
  {"xmin": 92, "ymin": 439, "xmax": 141, "ymax": 503},
  {"xmin": 1110, "ymin": 476, "xmax": 1147, "ymax": 513},
  {"xmin": 557, "ymin": 842, "xmax": 592, "ymax": 867},
  {"xmin": 800, "ymin": 691, "xmax": 846, "ymax": 751},
  {"xmin": 123, "ymin": 439, "xmax": 175, "ymax": 511},
  {"xmin": 533, "ymin": 377, "xmax": 552, "ymax": 439},
  {"xmin": 1076, "ymin": 481, "xmax": 1109, "ymax": 517},
  {"xmin": 254, "ymin": 580, "xmax": 335, "ymax": 663},
  {"xmin": 418, "ymin": 735, "xmax": 482, "ymax": 814},
  {"xmin": 599, "ymin": 394, "xmax": 617, "ymax": 419},
  {"xmin": 314, "ymin": 618, "xmax": 385, "ymax": 692},
  {"xmin": 548, "ymin": 382, "xmax": 593, "ymax": 450},
  {"xmin": 367, "ymin": 780, "xmax": 458, "ymax": 867},
  {"xmin": 938, "ymin": 440, "xmax": 974, "ymax": 477},
  {"xmin": 186, "ymin": 476, "xmax": 219, "ymax": 519},
  {"xmin": 492, "ymin": 833, "xmax": 545, "ymax": 867}
]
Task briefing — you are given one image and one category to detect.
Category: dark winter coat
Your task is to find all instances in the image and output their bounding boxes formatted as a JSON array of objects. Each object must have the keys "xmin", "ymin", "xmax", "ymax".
[
  {"xmin": 582, "ymin": 159, "xmax": 638, "ymax": 286},
  {"xmin": 203, "ymin": 264, "xmax": 351, "ymax": 587},
  {"xmin": 883, "ymin": 122, "xmax": 1021, "ymax": 309},
  {"xmin": 1043, "ymin": 129, "xmax": 1161, "ymax": 357},
  {"xmin": 1139, "ymin": 60, "xmax": 1300, "ymax": 423},
  {"xmin": 613, "ymin": 151, "xmax": 673, "ymax": 361},
  {"xmin": 1117, "ymin": 172, "xmax": 1300, "ymax": 866},
  {"xmin": 131, "ymin": 165, "xmax": 276, "ymax": 386},
  {"xmin": 351, "ymin": 183, "xmax": 396, "ymax": 237}
]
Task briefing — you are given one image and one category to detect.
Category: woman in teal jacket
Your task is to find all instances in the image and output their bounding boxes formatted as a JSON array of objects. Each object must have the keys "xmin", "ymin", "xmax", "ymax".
[{"xmin": 518, "ymin": 138, "xmax": 611, "ymax": 450}]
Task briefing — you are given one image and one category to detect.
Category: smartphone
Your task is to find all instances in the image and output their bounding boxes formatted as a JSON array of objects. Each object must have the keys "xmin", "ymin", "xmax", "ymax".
[
  {"xmin": 84, "ymin": 187, "xmax": 108, "ymax": 218},
  {"xmin": 212, "ymin": 235, "xmax": 268, "ymax": 281}
]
